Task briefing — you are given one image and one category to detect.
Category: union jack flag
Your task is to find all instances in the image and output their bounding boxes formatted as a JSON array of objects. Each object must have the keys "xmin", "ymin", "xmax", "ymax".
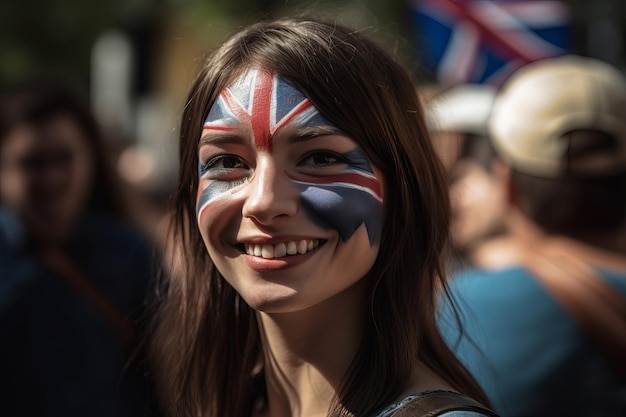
[
  {"xmin": 411, "ymin": 0, "xmax": 571, "ymax": 85},
  {"xmin": 204, "ymin": 69, "xmax": 324, "ymax": 148}
]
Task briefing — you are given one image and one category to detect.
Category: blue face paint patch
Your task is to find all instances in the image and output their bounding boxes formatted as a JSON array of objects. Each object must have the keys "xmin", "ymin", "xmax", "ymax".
[
  {"xmin": 288, "ymin": 147, "xmax": 383, "ymax": 246},
  {"xmin": 297, "ymin": 185, "xmax": 383, "ymax": 245}
]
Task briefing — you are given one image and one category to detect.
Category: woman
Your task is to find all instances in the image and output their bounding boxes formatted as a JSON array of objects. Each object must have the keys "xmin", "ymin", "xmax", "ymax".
[{"xmin": 151, "ymin": 15, "xmax": 496, "ymax": 417}]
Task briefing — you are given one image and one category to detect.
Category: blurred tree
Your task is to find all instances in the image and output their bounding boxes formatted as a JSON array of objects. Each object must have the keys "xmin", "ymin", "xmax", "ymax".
[
  {"xmin": 175, "ymin": 0, "xmax": 415, "ymax": 68},
  {"xmin": 2, "ymin": 0, "xmax": 624, "ymax": 95},
  {"xmin": 568, "ymin": 0, "xmax": 626, "ymax": 67},
  {"xmin": 0, "ymin": 0, "xmax": 162, "ymax": 88}
]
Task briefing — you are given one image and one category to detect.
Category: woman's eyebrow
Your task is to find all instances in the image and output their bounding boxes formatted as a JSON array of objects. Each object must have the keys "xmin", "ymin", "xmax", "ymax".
[
  {"xmin": 289, "ymin": 126, "xmax": 344, "ymax": 143},
  {"xmin": 198, "ymin": 134, "xmax": 246, "ymax": 148}
]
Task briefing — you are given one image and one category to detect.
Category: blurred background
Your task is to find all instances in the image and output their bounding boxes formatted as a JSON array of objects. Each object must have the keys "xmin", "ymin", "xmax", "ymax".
[{"xmin": 1, "ymin": 0, "xmax": 625, "ymax": 203}]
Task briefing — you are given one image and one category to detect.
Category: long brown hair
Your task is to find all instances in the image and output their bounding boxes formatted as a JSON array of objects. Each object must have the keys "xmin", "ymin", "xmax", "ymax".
[{"xmin": 150, "ymin": 15, "xmax": 489, "ymax": 417}]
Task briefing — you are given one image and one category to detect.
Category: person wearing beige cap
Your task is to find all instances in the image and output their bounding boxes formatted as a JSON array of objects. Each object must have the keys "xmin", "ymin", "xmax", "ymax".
[
  {"xmin": 439, "ymin": 55, "xmax": 626, "ymax": 416},
  {"xmin": 425, "ymin": 84, "xmax": 508, "ymax": 270}
]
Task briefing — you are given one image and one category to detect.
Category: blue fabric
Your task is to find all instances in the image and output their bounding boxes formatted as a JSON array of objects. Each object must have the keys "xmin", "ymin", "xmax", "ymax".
[
  {"xmin": 439, "ymin": 265, "xmax": 626, "ymax": 416},
  {"xmin": 0, "ymin": 206, "xmax": 158, "ymax": 417}
]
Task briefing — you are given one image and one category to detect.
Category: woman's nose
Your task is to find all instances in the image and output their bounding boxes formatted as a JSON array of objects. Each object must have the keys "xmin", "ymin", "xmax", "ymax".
[{"xmin": 241, "ymin": 164, "xmax": 299, "ymax": 224}]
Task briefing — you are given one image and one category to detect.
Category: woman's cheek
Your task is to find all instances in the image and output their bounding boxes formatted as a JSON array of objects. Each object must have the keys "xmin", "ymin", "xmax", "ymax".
[
  {"xmin": 196, "ymin": 178, "xmax": 247, "ymax": 224},
  {"xmin": 287, "ymin": 148, "xmax": 384, "ymax": 246},
  {"xmin": 295, "ymin": 183, "xmax": 383, "ymax": 246}
]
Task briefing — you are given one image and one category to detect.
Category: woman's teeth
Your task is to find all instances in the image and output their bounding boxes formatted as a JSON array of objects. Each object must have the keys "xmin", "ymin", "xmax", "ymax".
[{"xmin": 244, "ymin": 239, "xmax": 320, "ymax": 258}]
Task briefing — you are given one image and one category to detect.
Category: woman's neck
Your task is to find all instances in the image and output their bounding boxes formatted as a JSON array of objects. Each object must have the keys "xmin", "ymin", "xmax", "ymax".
[{"xmin": 255, "ymin": 279, "xmax": 367, "ymax": 417}]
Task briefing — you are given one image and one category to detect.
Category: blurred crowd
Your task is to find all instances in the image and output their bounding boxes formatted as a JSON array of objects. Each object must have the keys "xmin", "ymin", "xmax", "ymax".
[
  {"xmin": 0, "ymin": 49, "xmax": 625, "ymax": 416},
  {"xmin": 425, "ymin": 55, "xmax": 626, "ymax": 416}
]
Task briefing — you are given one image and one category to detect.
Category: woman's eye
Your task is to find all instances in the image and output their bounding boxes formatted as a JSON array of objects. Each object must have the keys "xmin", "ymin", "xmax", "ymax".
[
  {"xmin": 206, "ymin": 155, "xmax": 246, "ymax": 169},
  {"xmin": 300, "ymin": 151, "xmax": 345, "ymax": 167},
  {"xmin": 213, "ymin": 155, "xmax": 245, "ymax": 169},
  {"xmin": 200, "ymin": 155, "xmax": 249, "ymax": 178}
]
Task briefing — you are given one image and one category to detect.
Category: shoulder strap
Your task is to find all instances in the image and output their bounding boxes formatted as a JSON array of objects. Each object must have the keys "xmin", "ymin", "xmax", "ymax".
[
  {"xmin": 38, "ymin": 246, "xmax": 137, "ymax": 347},
  {"xmin": 390, "ymin": 391, "xmax": 498, "ymax": 417},
  {"xmin": 526, "ymin": 247, "xmax": 626, "ymax": 376}
]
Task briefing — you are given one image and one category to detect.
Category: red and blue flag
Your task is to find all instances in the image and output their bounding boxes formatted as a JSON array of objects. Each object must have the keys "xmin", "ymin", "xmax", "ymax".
[{"xmin": 411, "ymin": 0, "xmax": 571, "ymax": 85}]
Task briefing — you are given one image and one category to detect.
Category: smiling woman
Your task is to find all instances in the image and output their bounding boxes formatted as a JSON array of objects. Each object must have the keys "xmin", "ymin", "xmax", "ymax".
[{"xmin": 150, "ymin": 15, "xmax": 498, "ymax": 417}]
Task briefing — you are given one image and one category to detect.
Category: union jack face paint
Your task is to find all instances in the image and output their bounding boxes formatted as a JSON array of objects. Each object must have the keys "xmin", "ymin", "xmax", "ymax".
[
  {"xmin": 203, "ymin": 69, "xmax": 328, "ymax": 148},
  {"xmin": 197, "ymin": 69, "xmax": 384, "ymax": 247}
]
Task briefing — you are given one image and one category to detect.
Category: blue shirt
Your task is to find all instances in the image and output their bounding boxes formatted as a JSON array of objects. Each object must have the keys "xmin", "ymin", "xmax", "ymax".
[{"xmin": 439, "ymin": 265, "xmax": 626, "ymax": 416}]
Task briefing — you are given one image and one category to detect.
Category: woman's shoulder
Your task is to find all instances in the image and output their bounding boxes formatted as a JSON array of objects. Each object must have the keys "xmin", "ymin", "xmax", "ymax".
[{"xmin": 373, "ymin": 390, "xmax": 498, "ymax": 417}]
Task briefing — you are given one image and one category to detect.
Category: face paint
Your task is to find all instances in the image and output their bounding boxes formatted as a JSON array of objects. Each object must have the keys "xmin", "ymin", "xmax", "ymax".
[
  {"xmin": 196, "ymin": 161, "xmax": 248, "ymax": 222},
  {"xmin": 199, "ymin": 69, "xmax": 383, "ymax": 246},
  {"xmin": 203, "ymin": 69, "xmax": 327, "ymax": 148},
  {"xmin": 198, "ymin": 68, "xmax": 334, "ymax": 222},
  {"xmin": 289, "ymin": 148, "xmax": 383, "ymax": 246}
]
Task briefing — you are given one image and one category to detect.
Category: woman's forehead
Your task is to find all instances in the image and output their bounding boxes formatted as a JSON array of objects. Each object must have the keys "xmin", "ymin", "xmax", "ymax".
[{"xmin": 203, "ymin": 68, "xmax": 334, "ymax": 148}]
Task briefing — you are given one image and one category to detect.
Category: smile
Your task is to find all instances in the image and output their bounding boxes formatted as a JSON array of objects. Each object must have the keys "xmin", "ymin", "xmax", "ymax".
[{"xmin": 244, "ymin": 239, "xmax": 321, "ymax": 259}]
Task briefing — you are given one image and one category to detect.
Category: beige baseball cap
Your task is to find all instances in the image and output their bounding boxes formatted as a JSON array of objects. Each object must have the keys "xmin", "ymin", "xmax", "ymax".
[{"xmin": 488, "ymin": 55, "xmax": 626, "ymax": 178}]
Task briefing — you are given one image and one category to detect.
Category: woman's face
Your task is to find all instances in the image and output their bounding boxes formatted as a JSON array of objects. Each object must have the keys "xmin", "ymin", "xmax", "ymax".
[{"xmin": 196, "ymin": 68, "xmax": 384, "ymax": 313}]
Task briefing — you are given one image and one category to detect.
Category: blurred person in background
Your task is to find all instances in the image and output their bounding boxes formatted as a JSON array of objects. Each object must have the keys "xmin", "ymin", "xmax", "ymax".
[
  {"xmin": 0, "ymin": 78, "xmax": 159, "ymax": 416},
  {"xmin": 425, "ymin": 85, "xmax": 508, "ymax": 271},
  {"xmin": 439, "ymin": 55, "xmax": 626, "ymax": 416}
]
